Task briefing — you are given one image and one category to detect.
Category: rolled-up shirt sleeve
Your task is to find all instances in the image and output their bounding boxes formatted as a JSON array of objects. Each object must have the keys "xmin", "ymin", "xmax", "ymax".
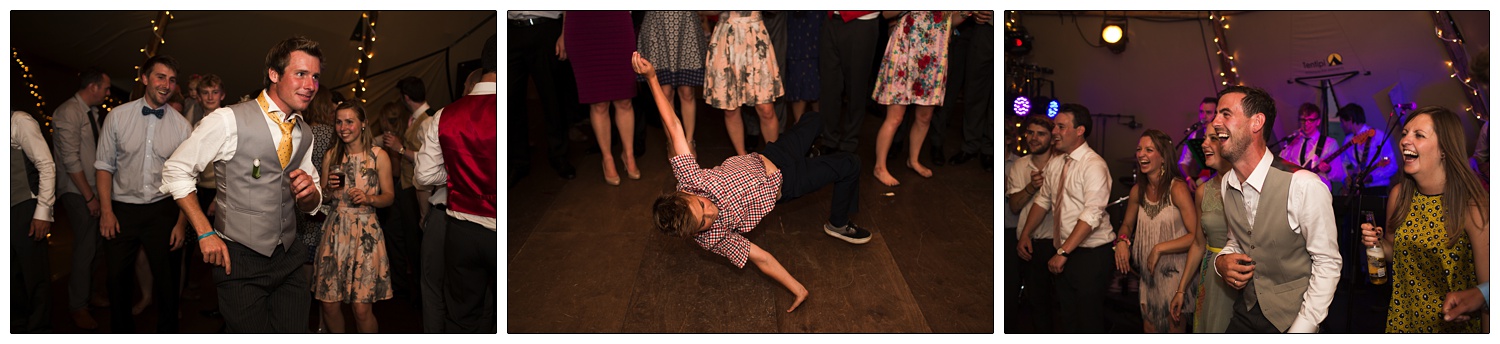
[
  {"xmin": 161, "ymin": 108, "xmax": 235, "ymax": 200},
  {"xmin": 1076, "ymin": 160, "xmax": 1111, "ymax": 228},
  {"xmin": 13, "ymin": 112, "xmax": 56, "ymax": 222},
  {"xmin": 695, "ymin": 229, "xmax": 752, "ymax": 268},
  {"xmin": 92, "ymin": 112, "xmax": 119, "ymax": 174},
  {"xmin": 414, "ymin": 111, "xmax": 446, "ymax": 187}
]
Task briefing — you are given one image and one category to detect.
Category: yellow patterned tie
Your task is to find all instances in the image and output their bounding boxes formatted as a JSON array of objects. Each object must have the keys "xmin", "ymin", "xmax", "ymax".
[{"xmin": 269, "ymin": 111, "xmax": 295, "ymax": 168}]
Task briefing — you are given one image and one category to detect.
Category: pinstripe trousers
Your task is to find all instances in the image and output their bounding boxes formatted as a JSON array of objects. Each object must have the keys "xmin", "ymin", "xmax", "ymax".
[{"xmin": 212, "ymin": 241, "xmax": 310, "ymax": 333}]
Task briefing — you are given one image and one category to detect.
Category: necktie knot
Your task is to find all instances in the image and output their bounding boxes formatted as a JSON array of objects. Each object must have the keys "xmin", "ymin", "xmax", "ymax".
[{"xmin": 142, "ymin": 106, "xmax": 164, "ymax": 118}]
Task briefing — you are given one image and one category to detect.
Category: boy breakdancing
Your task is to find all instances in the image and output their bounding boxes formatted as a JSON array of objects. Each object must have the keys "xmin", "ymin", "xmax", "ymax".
[{"xmin": 637, "ymin": 52, "xmax": 870, "ymax": 313}]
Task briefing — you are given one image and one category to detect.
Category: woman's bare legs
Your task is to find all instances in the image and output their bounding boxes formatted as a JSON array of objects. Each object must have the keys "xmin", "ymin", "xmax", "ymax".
[
  {"xmin": 612, "ymin": 98, "xmax": 639, "ymax": 179},
  {"xmin": 321, "ymin": 301, "xmax": 345, "ymax": 333},
  {"xmin": 755, "ymin": 103, "xmax": 778, "ymax": 144},
  {"xmin": 725, "ymin": 107, "xmax": 746, "ymax": 156},
  {"xmin": 677, "ymin": 86, "xmax": 697, "ymax": 144},
  {"xmin": 873, "ymin": 104, "xmax": 906, "ymax": 186},
  {"xmin": 906, "ymin": 105, "xmax": 935, "ymax": 178},
  {"xmin": 352, "ymin": 302, "xmax": 378, "ymax": 333},
  {"xmin": 791, "ymin": 100, "xmax": 806, "ymax": 125},
  {"xmin": 588, "ymin": 102, "xmax": 619, "ymax": 184}
]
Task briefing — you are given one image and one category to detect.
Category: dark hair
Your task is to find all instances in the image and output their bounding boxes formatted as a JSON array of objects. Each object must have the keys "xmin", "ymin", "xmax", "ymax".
[
  {"xmin": 304, "ymin": 86, "xmax": 337, "ymax": 126},
  {"xmin": 1058, "ymin": 103, "xmax": 1092, "ymax": 138},
  {"xmin": 264, "ymin": 36, "xmax": 323, "ymax": 88},
  {"xmin": 1217, "ymin": 85, "xmax": 1278, "ymax": 142},
  {"xmin": 1201, "ymin": 97, "xmax": 1218, "ymax": 105},
  {"xmin": 653, "ymin": 191, "xmax": 697, "ymax": 238},
  {"xmin": 327, "ymin": 102, "xmax": 375, "ymax": 179},
  {"xmin": 1135, "ymin": 129, "xmax": 1183, "ymax": 210},
  {"xmin": 1298, "ymin": 103, "xmax": 1320, "ymax": 117},
  {"xmin": 139, "ymin": 55, "xmax": 179, "ymax": 79},
  {"xmin": 1336, "ymin": 103, "xmax": 1366, "ymax": 124},
  {"xmin": 481, "ymin": 35, "xmax": 497, "ymax": 73},
  {"xmin": 1388, "ymin": 106, "xmax": 1488, "ymax": 247},
  {"xmin": 396, "ymin": 77, "xmax": 426, "ymax": 103},
  {"xmin": 79, "ymin": 67, "xmax": 108, "ymax": 90}
]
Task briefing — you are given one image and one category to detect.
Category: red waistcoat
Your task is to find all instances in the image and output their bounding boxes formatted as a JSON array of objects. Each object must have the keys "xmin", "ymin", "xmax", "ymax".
[{"xmin": 438, "ymin": 93, "xmax": 497, "ymax": 219}]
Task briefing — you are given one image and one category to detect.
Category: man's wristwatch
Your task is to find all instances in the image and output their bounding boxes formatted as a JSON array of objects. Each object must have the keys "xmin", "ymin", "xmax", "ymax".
[{"xmin": 1056, "ymin": 248, "xmax": 1070, "ymax": 257}]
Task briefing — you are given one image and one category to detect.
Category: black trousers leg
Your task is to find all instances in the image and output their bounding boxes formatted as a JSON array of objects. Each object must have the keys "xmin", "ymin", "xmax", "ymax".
[
  {"xmin": 1054, "ymin": 245, "xmax": 1111, "ymax": 333},
  {"xmin": 962, "ymin": 24, "xmax": 994, "ymax": 155},
  {"xmin": 443, "ymin": 216, "xmax": 497, "ymax": 333},
  {"xmin": 1022, "ymin": 238, "xmax": 1057, "ymax": 333},
  {"xmin": 1226, "ymin": 292, "xmax": 1281, "ymax": 333},
  {"xmin": 104, "ymin": 201, "xmax": 145, "ymax": 333},
  {"xmin": 11, "ymin": 200, "xmax": 50, "ymax": 333},
  {"xmin": 60, "ymin": 192, "xmax": 101, "ymax": 312},
  {"xmin": 107, "ymin": 200, "xmax": 181, "ymax": 333},
  {"xmin": 420, "ymin": 204, "xmax": 449, "ymax": 333},
  {"xmin": 214, "ymin": 241, "xmax": 309, "ymax": 333}
]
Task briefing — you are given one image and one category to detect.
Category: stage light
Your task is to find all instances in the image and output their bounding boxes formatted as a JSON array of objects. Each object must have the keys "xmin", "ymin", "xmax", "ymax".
[
  {"xmin": 1012, "ymin": 96, "xmax": 1031, "ymax": 116},
  {"xmin": 1047, "ymin": 99, "xmax": 1061, "ymax": 117},
  {"xmin": 1101, "ymin": 14, "xmax": 1128, "ymax": 54},
  {"xmin": 1005, "ymin": 25, "xmax": 1032, "ymax": 55}
]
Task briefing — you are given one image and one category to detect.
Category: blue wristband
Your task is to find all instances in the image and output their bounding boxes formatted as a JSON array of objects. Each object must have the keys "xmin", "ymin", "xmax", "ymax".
[{"xmin": 197, "ymin": 231, "xmax": 218, "ymax": 240}]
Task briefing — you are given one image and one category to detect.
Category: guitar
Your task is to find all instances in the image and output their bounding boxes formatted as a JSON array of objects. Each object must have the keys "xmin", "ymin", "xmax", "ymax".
[{"xmin": 1300, "ymin": 129, "xmax": 1376, "ymax": 173}]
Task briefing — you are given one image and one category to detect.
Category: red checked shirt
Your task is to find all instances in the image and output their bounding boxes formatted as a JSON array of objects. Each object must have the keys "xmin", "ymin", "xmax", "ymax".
[{"xmin": 669, "ymin": 154, "xmax": 782, "ymax": 268}]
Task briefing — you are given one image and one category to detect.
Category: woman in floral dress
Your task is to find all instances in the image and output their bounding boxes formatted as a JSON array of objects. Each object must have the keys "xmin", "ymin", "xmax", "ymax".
[
  {"xmin": 314, "ymin": 102, "xmax": 395, "ymax": 333},
  {"xmin": 871, "ymin": 11, "xmax": 964, "ymax": 187},
  {"xmin": 704, "ymin": 10, "xmax": 783, "ymax": 156}
]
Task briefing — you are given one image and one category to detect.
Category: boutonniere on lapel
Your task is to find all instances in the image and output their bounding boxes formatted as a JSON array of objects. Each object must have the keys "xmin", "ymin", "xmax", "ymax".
[{"xmin": 252, "ymin": 158, "xmax": 262, "ymax": 179}]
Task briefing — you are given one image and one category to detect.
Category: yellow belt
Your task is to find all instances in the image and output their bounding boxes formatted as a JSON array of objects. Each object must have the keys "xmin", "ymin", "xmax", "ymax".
[{"xmin": 1207, "ymin": 245, "xmax": 1223, "ymax": 254}]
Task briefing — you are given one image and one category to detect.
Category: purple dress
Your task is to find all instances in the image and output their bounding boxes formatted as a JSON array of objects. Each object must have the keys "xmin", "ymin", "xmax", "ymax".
[{"xmin": 564, "ymin": 11, "xmax": 638, "ymax": 104}]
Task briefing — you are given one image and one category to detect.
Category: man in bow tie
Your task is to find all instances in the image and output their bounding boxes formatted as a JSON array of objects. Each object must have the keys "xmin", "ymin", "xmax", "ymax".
[
  {"xmin": 92, "ymin": 54, "xmax": 194, "ymax": 333},
  {"xmin": 161, "ymin": 36, "xmax": 323, "ymax": 333}
]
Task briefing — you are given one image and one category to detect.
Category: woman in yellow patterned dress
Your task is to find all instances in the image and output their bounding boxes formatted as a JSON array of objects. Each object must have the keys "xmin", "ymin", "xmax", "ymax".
[
  {"xmin": 1362, "ymin": 106, "xmax": 1488, "ymax": 333},
  {"xmin": 314, "ymin": 102, "xmax": 396, "ymax": 333}
]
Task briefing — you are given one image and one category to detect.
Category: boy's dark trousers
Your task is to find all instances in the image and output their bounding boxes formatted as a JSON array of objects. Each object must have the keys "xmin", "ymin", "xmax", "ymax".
[{"xmin": 759, "ymin": 111, "xmax": 860, "ymax": 227}]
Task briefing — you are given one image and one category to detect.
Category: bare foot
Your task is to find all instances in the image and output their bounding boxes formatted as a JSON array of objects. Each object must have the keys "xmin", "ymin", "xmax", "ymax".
[
  {"xmin": 72, "ymin": 308, "xmax": 98, "ymax": 330},
  {"xmin": 907, "ymin": 159, "xmax": 933, "ymax": 178},
  {"xmin": 873, "ymin": 167, "xmax": 901, "ymax": 187}
]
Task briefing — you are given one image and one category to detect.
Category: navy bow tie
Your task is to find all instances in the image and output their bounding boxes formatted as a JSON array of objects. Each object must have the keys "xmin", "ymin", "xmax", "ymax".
[{"xmin": 142, "ymin": 106, "xmax": 165, "ymax": 118}]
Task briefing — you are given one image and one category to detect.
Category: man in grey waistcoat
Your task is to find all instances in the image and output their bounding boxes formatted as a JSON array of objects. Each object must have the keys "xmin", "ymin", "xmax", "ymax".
[
  {"xmin": 1209, "ymin": 86, "xmax": 1341, "ymax": 333},
  {"xmin": 161, "ymin": 36, "xmax": 324, "ymax": 333}
]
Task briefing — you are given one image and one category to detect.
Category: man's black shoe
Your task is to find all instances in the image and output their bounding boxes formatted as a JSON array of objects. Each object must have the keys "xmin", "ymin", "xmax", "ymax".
[{"xmin": 949, "ymin": 151, "xmax": 977, "ymax": 165}]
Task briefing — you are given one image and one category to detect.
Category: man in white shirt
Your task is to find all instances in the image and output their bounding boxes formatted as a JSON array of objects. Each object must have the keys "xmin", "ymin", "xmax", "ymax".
[
  {"xmin": 160, "ymin": 37, "xmax": 324, "ymax": 333},
  {"xmin": 1210, "ymin": 86, "xmax": 1341, "ymax": 333},
  {"xmin": 1007, "ymin": 114, "xmax": 1062, "ymax": 332},
  {"xmin": 50, "ymin": 67, "xmax": 111, "ymax": 330},
  {"xmin": 1276, "ymin": 103, "xmax": 1339, "ymax": 184},
  {"xmin": 12, "ymin": 110, "xmax": 57, "ymax": 333},
  {"xmin": 1019, "ymin": 104, "xmax": 1114, "ymax": 333},
  {"xmin": 417, "ymin": 35, "xmax": 498, "ymax": 332}
]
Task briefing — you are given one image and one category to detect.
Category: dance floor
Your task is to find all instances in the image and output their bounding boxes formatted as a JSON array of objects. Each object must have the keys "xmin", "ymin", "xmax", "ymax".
[{"xmin": 506, "ymin": 86, "xmax": 996, "ymax": 333}]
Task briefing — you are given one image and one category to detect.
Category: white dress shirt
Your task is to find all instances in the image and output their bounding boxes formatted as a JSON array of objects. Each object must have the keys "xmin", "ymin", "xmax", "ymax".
[
  {"xmin": 13, "ymin": 111, "xmax": 56, "ymax": 222},
  {"xmin": 415, "ymin": 81, "xmax": 495, "ymax": 230},
  {"xmin": 1007, "ymin": 152, "xmax": 1059, "ymax": 240},
  {"xmin": 1277, "ymin": 130, "xmax": 1342, "ymax": 183},
  {"xmin": 51, "ymin": 94, "xmax": 100, "ymax": 196},
  {"xmin": 1031, "ymin": 141, "xmax": 1114, "ymax": 248},
  {"xmin": 160, "ymin": 90, "xmax": 321, "ymax": 213},
  {"xmin": 1216, "ymin": 149, "xmax": 1341, "ymax": 333},
  {"xmin": 93, "ymin": 98, "xmax": 192, "ymax": 204}
]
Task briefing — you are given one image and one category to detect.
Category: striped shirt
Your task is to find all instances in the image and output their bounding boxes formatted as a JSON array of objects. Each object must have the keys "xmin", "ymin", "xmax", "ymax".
[{"xmin": 670, "ymin": 154, "xmax": 782, "ymax": 268}]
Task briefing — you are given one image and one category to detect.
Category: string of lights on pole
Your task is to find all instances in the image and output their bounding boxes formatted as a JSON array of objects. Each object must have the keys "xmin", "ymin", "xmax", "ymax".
[
  {"xmin": 14, "ymin": 48, "xmax": 49, "ymax": 131},
  {"xmin": 1431, "ymin": 10, "xmax": 1487, "ymax": 121},
  {"xmin": 1210, "ymin": 11, "xmax": 1242, "ymax": 88},
  {"xmin": 137, "ymin": 11, "xmax": 174, "ymax": 82},
  {"xmin": 353, "ymin": 11, "xmax": 377, "ymax": 103}
]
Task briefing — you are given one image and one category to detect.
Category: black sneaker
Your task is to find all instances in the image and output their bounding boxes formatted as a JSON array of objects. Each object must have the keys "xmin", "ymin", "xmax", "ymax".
[{"xmin": 824, "ymin": 222, "xmax": 872, "ymax": 244}]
